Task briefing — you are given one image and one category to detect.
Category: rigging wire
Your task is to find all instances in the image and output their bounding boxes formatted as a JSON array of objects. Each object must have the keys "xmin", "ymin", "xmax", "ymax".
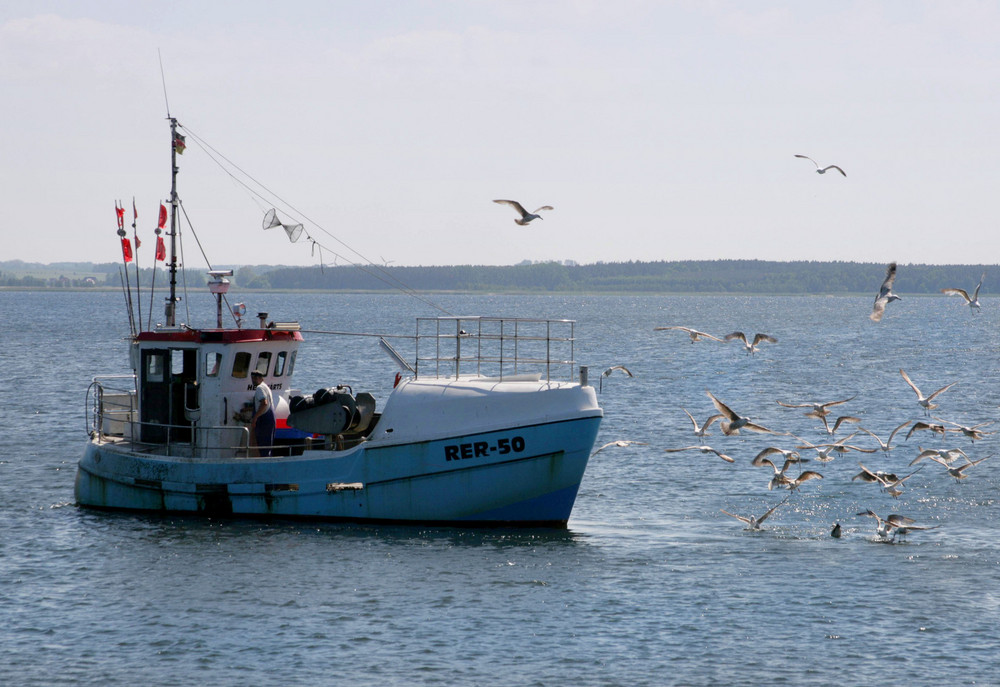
[{"xmin": 177, "ymin": 124, "xmax": 453, "ymax": 316}]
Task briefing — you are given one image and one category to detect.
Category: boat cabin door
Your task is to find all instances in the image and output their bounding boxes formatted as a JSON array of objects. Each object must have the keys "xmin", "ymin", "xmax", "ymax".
[{"xmin": 139, "ymin": 347, "xmax": 197, "ymax": 443}]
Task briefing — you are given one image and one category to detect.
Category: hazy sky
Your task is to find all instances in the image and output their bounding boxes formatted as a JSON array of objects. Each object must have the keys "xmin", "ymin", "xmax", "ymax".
[{"xmin": 3, "ymin": 1, "xmax": 999, "ymax": 268}]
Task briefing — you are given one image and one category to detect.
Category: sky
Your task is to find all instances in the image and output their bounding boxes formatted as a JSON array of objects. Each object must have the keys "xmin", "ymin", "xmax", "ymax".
[{"xmin": 3, "ymin": 1, "xmax": 1000, "ymax": 269}]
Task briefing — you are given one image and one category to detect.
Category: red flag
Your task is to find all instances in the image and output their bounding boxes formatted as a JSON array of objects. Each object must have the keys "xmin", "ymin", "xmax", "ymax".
[
  {"xmin": 173, "ymin": 133, "xmax": 186, "ymax": 155},
  {"xmin": 158, "ymin": 203, "xmax": 167, "ymax": 229},
  {"xmin": 132, "ymin": 198, "xmax": 138, "ymax": 222},
  {"xmin": 155, "ymin": 236, "xmax": 166, "ymax": 261},
  {"xmin": 115, "ymin": 203, "xmax": 125, "ymax": 230},
  {"xmin": 121, "ymin": 237, "xmax": 133, "ymax": 263}
]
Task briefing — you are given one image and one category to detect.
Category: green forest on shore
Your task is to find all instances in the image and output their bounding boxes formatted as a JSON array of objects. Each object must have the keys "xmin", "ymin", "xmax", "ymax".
[{"xmin": 2, "ymin": 259, "xmax": 996, "ymax": 295}]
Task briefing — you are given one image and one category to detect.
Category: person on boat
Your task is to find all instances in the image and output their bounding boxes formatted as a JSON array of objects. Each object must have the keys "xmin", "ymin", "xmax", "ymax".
[{"xmin": 250, "ymin": 370, "xmax": 275, "ymax": 457}]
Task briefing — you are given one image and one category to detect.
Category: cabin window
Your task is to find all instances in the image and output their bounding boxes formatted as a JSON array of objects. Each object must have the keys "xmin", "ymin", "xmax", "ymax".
[
  {"xmin": 232, "ymin": 351, "xmax": 252, "ymax": 378},
  {"xmin": 255, "ymin": 352, "xmax": 272, "ymax": 376},
  {"xmin": 287, "ymin": 350, "xmax": 297, "ymax": 377},
  {"xmin": 274, "ymin": 351, "xmax": 287, "ymax": 377},
  {"xmin": 145, "ymin": 353, "xmax": 165, "ymax": 383},
  {"xmin": 205, "ymin": 351, "xmax": 221, "ymax": 377},
  {"xmin": 171, "ymin": 349, "xmax": 186, "ymax": 376}
]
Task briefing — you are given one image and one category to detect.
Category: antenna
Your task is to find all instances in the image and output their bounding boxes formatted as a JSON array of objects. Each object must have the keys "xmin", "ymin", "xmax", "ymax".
[
  {"xmin": 158, "ymin": 49, "xmax": 171, "ymax": 117},
  {"xmin": 262, "ymin": 208, "xmax": 304, "ymax": 243}
]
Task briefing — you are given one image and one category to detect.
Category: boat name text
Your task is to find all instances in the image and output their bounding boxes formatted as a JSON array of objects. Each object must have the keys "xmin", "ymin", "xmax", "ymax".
[{"xmin": 444, "ymin": 436, "xmax": 525, "ymax": 461}]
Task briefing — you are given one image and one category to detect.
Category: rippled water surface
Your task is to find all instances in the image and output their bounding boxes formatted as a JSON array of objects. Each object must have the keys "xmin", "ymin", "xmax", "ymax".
[{"xmin": 2, "ymin": 290, "xmax": 1000, "ymax": 686}]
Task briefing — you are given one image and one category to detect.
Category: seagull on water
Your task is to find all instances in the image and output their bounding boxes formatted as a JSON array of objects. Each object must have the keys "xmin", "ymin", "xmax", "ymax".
[
  {"xmin": 493, "ymin": 199, "xmax": 553, "ymax": 226},
  {"xmin": 720, "ymin": 496, "xmax": 791, "ymax": 531},
  {"xmin": 680, "ymin": 408, "xmax": 725, "ymax": 437},
  {"xmin": 663, "ymin": 445, "xmax": 735, "ymax": 463},
  {"xmin": 654, "ymin": 326, "xmax": 724, "ymax": 343},
  {"xmin": 941, "ymin": 272, "xmax": 985, "ymax": 314},
  {"xmin": 591, "ymin": 440, "xmax": 649, "ymax": 457},
  {"xmin": 900, "ymin": 369, "xmax": 957, "ymax": 414},
  {"xmin": 724, "ymin": 331, "xmax": 777, "ymax": 356},
  {"xmin": 794, "ymin": 154, "xmax": 847, "ymax": 176},
  {"xmin": 706, "ymin": 390, "xmax": 780, "ymax": 436},
  {"xmin": 775, "ymin": 394, "xmax": 857, "ymax": 419},
  {"xmin": 857, "ymin": 510, "xmax": 936, "ymax": 543},
  {"xmin": 857, "ymin": 421, "xmax": 912, "ymax": 454},
  {"xmin": 870, "ymin": 262, "xmax": 901, "ymax": 322}
]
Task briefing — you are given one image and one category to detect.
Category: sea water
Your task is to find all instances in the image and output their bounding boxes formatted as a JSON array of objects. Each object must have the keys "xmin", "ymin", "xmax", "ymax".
[{"xmin": 2, "ymin": 290, "xmax": 999, "ymax": 686}]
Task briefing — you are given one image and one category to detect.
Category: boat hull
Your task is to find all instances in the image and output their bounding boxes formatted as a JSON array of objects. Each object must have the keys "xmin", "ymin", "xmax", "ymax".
[{"xmin": 75, "ymin": 415, "xmax": 601, "ymax": 526}]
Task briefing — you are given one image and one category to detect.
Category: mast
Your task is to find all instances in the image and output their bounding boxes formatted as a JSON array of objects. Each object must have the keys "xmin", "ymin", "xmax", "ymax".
[{"xmin": 166, "ymin": 117, "xmax": 181, "ymax": 326}]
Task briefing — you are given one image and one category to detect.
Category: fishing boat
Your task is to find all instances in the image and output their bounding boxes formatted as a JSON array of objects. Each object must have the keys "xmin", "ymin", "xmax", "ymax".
[{"xmin": 75, "ymin": 118, "xmax": 603, "ymax": 526}]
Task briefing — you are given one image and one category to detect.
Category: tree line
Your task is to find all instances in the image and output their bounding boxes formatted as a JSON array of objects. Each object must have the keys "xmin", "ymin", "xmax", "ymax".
[{"xmin": 3, "ymin": 260, "xmax": 997, "ymax": 295}]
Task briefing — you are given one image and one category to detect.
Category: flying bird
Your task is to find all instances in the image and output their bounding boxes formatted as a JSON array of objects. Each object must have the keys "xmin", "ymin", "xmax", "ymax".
[
  {"xmin": 680, "ymin": 408, "xmax": 725, "ymax": 437},
  {"xmin": 905, "ymin": 421, "xmax": 949, "ymax": 440},
  {"xmin": 793, "ymin": 432, "xmax": 875, "ymax": 462},
  {"xmin": 775, "ymin": 394, "xmax": 857, "ymax": 419},
  {"xmin": 900, "ymin": 369, "xmax": 956, "ymax": 414},
  {"xmin": 857, "ymin": 421, "xmax": 912, "ymax": 453},
  {"xmin": 654, "ymin": 326, "xmax": 724, "ymax": 343},
  {"xmin": 493, "ymin": 199, "xmax": 553, "ymax": 226},
  {"xmin": 870, "ymin": 262, "xmax": 901, "ymax": 322},
  {"xmin": 720, "ymin": 496, "xmax": 791, "ymax": 531},
  {"xmin": 794, "ymin": 154, "xmax": 847, "ymax": 176},
  {"xmin": 852, "ymin": 463, "xmax": 922, "ymax": 498},
  {"xmin": 909, "ymin": 447, "xmax": 968, "ymax": 466},
  {"xmin": 751, "ymin": 450, "xmax": 806, "ymax": 490},
  {"xmin": 599, "ymin": 365, "xmax": 633, "ymax": 392},
  {"xmin": 941, "ymin": 272, "xmax": 985, "ymax": 314},
  {"xmin": 706, "ymin": 390, "xmax": 780, "ymax": 436},
  {"xmin": 819, "ymin": 414, "xmax": 862, "ymax": 436},
  {"xmin": 724, "ymin": 331, "xmax": 778, "ymax": 356},
  {"xmin": 922, "ymin": 453, "xmax": 992, "ymax": 481},
  {"xmin": 932, "ymin": 417, "xmax": 995, "ymax": 443},
  {"xmin": 591, "ymin": 440, "xmax": 649, "ymax": 457},
  {"xmin": 662, "ymin": 445, "xmax": 735, "ymax": 463}
]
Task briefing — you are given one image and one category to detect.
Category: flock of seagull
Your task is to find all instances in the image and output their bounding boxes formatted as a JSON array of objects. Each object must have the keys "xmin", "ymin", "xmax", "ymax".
[{"xmin": 594, "ymin": 262, "xmax": 995, "ymax": 544}]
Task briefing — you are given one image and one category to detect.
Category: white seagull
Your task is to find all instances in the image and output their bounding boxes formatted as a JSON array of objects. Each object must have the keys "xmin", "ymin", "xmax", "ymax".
[
  {"xmin": 706, "ymin": 390, "xmax": 780, "ymax": 436},
  {"xmin": 932, "ymin": 416, "xmax": 996, "ymax": 443},
  {"xmin": 775, "ymin": 394, "xmax": 857, "ymax": 419},
  {"xmin": 870, "ymin": 262, "xmax": 901, "ymax": 322},
  {"xmin": 857, "ymin": 510, "xmax": 936, "ymax": 543},
  {"xmin": 599, "ymin": 365, "xmax": 633, "ymax": 392},
  {"xmin": 941, "ymin": 272, "xmax": 985, "ymax": 314},
  {"xmin": 680, "ymin": 408, "xmax": 725, "ymax": 437},
  {"xmin": 852, "ymin": 463, "xmax": 922, "ymax": 499},
  {"xmin": 662, "ymin": 445, "xmax": 735, "ymax": 463},
  {"xmin": 724, "ymin": 331, "xmax": 778, "ymax": 356},
  {"xmin": 654, "ymin": 326, "xmax": 724, "ymax": 343},
  {"xmin": 857, "ymin": 421, "xmax": 912, "ymax": 453},
  {"xmin": 720, "ymin": 496, "xmax": 791, "ymax": 531},
  {"xmin": 493, "ymin": 199, "xmax": 553, "ymax": 226},
  {"xmin": 900, "ymin": 369, "xmax": 957, "ymax": 414},
  {"xmin": 591, "ymin": 440, "xmax": 649, "ymax": 457},
  {"xmin": 794, "ymin": 154, "xmax": 847, "ymax": 176}
]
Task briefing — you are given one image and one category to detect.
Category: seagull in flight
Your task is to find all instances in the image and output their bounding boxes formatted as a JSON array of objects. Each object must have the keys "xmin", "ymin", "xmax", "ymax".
[
  {"xmin": 706, "ymin": 390, "xmax": 780, "ymax": 436},
  {"xmin": 680, "ymin": 408, "xmax": 725, "ymax": 437},
  {"xmin": 662, "ymin": 445, "xmax": 735, "ymax": 463},
  {"xmin": 941, "ymin": 272, "xmax": 985, "ymax": 314},
  {"xmin": 932, "ymin": 416, "xmax": 995, "ymax": 443},
  {"xmin": 870, "ymin": 262, "xmax": 901, "ymax": 322},
  {"xmin": 857, "ymin": 421, "xmax": 912, "ymax": 453},
  {"xmin": 922, "ymin": 453, "xmax": 992, "ymax": 481},
  {"xmin": 724, "ymin": 331, "xmax": 778, "ymax": 356},
  {"xmin": 493, "ymin": 199, "xmax": 553, "ymax": 226},
  {"xmin": 775, "ymin": 394, "xmax": 857, "ymax": 419},
  {"xmin": 900, "ymin": 368, "xmax": 956, "ymax": 414},
  {"xmin": 751, "ymin": 449, "xmax": 806, "ymax": 490},
  {"xmin": 818, "ymin": 414, "xmax": 862, "ymax": 436},
  {"xmin": 852, "ymin": 463, "xmax": 922, "ymax": 498},
  {"xmin": 654, "ymin": 326, "xmax": 724, "ymax": 343},
  {"xmin": 793, "ymin": 432, "xmax": 875, "ymax": 462},
  {"xmin": 905, "ymin": 420, "xmax": 950, "ymax": 440},
  {"xmin": 591, "ymin": 440, "xmax": 649, "ymax": 457},
  {"xmin": 720, "ymin": 496, "xmax": 791, "ymax": 531},
  {"xmin": 910, "ymin": 447, "xmax": 968, "ymax": 466},
  {"xmin": 599, "ymin": 365, "xmax": 633, "ymax": 392},
  {"xmin": 794, "ymin": 154, "xmax": 846, "ymax": 176}
]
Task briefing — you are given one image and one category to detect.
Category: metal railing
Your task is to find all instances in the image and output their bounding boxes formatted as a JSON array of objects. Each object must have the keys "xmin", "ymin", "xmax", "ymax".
[
  {"xmin": 87, "ymin": 376, "xmax": 251, "ymax": 457},
  {"xmin": 414, "ymin": 316, "xmax": 576, "ymax": 382}
]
